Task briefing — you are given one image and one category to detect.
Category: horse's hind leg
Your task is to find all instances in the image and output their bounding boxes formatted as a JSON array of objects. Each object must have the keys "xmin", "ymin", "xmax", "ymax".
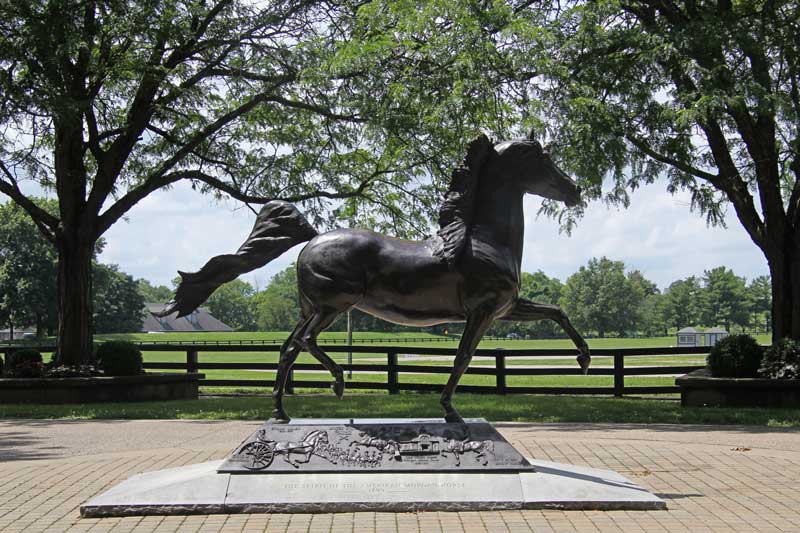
[
  {"xmin": 300, "ymin": 307, "xmax": 346, "ymax": 400},
  {"xmin": 272, "ymin": 316, "xmax": 312, "ymax": 422}
]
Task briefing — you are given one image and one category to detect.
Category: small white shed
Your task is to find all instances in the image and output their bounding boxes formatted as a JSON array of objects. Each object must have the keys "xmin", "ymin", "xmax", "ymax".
[{"xmin": 676, "ymin": 327, "xmax": 729, "ymax": 347}]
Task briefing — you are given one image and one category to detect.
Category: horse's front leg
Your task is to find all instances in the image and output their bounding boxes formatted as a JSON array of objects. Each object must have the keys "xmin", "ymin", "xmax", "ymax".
[
  {"xmin": 296, "ymin": 450, "xmax": 313, "ymax": 465},
  {"xmin": 500, "ymin": 298, "xmax": 591, "ymax": 374},
  {"xmin": 440, "ymin": 308, "xmax": 494, "ymax": 424}
]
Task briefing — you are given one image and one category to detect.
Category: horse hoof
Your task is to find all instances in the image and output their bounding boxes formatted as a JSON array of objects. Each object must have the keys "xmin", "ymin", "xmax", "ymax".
[
  {"xmin": 444, "ymin": 412, "xmax": 465, "ymax": 424},
  {"xmin": 332, "ymin": 379, "xmax": 345, "ymax": 400},
  {"xmin": 269, "ymin": 410, "xmax": 291, "ymax": 424},
  {"xmin": 577, "ymin": 354, "xmax": 591, "ymax": 375}
]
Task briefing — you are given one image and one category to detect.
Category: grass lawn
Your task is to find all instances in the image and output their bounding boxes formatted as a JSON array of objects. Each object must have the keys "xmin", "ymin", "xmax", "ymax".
[
  {"xmin": 188, "ymin": 369, "xmax": 677, "ymax": 390},
  {"xmin": 94, "ymin": 331, "xmax": 772, "ymax": 349},
  {"xmin": 0, "ymin": 393, "xmax": 797, "ymax": 427}
]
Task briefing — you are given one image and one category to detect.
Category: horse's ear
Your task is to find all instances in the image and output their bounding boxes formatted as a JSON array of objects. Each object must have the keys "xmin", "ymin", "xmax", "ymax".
[
  {"xmin": 464, "ymin": 134, "xmax": 494, "ymax": 170},
  {"xmin": 528, "ymin": 128, "xmax": 536, "ymax": 141}
]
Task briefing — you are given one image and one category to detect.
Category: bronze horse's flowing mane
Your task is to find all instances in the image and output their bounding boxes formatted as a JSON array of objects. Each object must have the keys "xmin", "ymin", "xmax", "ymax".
[
  {"xmin": 160, "ymin": 133, "xmax": 590, "ymax": 423},
  {"xmin": 432, "ymin": 135, "xmax": 493, "ymax": 267}
]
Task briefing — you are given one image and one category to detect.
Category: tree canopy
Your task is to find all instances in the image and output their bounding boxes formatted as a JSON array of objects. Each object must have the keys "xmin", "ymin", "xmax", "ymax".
[
  {"xmin": 559, "ymin": 257, "xmax": 647, "ymax": 337},
  {"xmin": 524, "ymin": 0, "xmax": 800, "ymax": 340},
  {"xmin": 0, "ymin": 0, "xmax": 536, "ymax": 362},
  {"xmin": 206, "ymin": 279, "xmax": 257, "ymax": 331},
  {"xmin": 0, "ymin": 200, "xmax": 58, "ymax": 336},
  {"xmin": 3, "ymin": 0, "xmax": 797, "ymax": 359},
  {"xmin": 92, "ymin": 263, "xmax": 145, "ymax": 334}
]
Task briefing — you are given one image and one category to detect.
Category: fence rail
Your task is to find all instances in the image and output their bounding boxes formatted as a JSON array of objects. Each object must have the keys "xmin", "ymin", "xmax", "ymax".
[
  {"xmin": 1, "ymin": 343, "xmax": 710, "ymax": 396},
  {"xmin": 0, "ymin": 335, "xmax": 551, "ymax": 348}
]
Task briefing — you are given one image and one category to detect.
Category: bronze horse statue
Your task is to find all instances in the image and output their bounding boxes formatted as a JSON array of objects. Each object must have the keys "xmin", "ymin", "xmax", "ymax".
[{"xmin": 160, "ymin": 133, "xmax": 591, "ymax": 423}]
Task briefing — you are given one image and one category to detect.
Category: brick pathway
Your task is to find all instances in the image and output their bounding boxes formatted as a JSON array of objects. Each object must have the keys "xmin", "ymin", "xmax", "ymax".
[{"xmin": 1, "ymin": 419, "xmax": 799, "ymax": 532}]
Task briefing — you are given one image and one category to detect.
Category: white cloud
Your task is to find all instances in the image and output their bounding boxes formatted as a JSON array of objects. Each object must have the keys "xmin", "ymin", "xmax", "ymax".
[
  {"xmin": 5, "ymin": 178, "xmax": 769, "ymax": 292},
  {"xmin": 521, "ymin": 182, "xmax": 768, "ymax": 289}
]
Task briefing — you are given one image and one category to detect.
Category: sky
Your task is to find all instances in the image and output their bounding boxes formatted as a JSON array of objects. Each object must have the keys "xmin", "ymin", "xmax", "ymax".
[{"xmin": 87, "ymin": 178, "xmax": 769, "ymax": 292}]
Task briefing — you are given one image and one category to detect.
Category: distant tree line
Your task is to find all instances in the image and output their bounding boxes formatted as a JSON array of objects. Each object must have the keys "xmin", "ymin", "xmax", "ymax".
[
  {"xmin": 160, "ymin": 258, "xmax": 771, "ymax": 339},
  {"xmin": 1, "ymin": 200, "xmax": 771, "ymax": 338}
]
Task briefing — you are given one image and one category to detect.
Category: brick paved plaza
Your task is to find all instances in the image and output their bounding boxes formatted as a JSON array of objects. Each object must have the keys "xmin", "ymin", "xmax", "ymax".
[{"xmin": 1, "ymin": 419, "xmax": 799, "ymax": 532}]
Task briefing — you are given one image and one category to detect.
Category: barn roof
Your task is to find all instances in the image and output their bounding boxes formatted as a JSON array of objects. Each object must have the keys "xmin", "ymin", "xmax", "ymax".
[{"xmin": 142, "ymin": 303, "xmax": 233, "ymax": 332}]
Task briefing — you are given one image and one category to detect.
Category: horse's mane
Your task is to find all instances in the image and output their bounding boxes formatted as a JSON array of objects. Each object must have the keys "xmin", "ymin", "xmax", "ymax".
[{"xmin": 432, "ymin": 134, "xmax": 494, "ymax": 267}]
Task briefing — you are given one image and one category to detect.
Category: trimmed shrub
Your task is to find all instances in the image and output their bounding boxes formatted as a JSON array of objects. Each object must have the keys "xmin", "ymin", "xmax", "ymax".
[
  {"xmin": 707, "ymin": 334, "xmax": 764, "ymax": 378},
  {"xmin": 45, "ymin": 365, "xmax": 100, "ymax": 378},
  {"xmin": 759, "ymin": 338, "xmax": 800, "ymax": 380},
  {"xmin": 4, "ymin": 348, "xmax": 44, "ymax": 378},
  {"xmin": 96, "ymin": 341, "xmax": 143, "ymax": 377}
]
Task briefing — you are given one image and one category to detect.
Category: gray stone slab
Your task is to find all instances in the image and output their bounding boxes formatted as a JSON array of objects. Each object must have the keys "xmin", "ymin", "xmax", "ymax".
[
  {"xmin": 219, "ymin": 420, "xmax": 532, "ymax": 473},
  {"xmin": 522, "ymin": 459, "xmax": 666, "ymax": 510},
  {"xmin": 225, "ymin": 471, "xmax": 522, "ymax": 513},
  {"xmin": 80, "ymin": 457, "xmax": 665, "ymax": 516},
  {"xmin": 286, "ymin": 418, "xmax": 487, "ymax": 425},
  {"xmin": 81, "ymin": 461, "xmax": 230, "ymax": 517}
]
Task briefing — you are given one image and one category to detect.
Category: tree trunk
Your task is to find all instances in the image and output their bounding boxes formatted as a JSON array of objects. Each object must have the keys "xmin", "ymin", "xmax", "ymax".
[
  {"xmin": 56, "ymin": 237, "xmax": 94, "ymax": 365},
  {"xmin": 768, "ymin": 246, "xmax": 799, "ymax": 343}
]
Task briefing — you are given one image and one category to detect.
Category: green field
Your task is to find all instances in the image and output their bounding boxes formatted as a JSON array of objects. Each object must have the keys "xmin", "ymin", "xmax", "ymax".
[{"xmin": 97, "ymin": 330, "xmax": 771, "ymax": 349}]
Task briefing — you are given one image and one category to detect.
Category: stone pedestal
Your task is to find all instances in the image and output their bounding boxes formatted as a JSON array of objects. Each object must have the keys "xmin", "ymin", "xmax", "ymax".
[{"xmin": 80, "ymin": 419, "xmax": 665, "ymax": 517}]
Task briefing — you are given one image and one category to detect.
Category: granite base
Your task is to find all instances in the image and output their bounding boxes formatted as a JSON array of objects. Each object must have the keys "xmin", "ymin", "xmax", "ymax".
[{"xmin": 80, "ymin": 458, "xmax": 665, "ymax": 517}]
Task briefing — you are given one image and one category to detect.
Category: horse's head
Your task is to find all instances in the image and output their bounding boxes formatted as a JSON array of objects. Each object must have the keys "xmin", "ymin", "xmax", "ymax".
[{"xmin": 491, "ymin": 131, "xmax": 581, "ymax": 207}]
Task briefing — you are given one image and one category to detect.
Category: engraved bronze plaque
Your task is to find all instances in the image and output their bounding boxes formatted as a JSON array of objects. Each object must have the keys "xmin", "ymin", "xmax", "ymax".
[{"xmin": 218, "ymin": 421, "xmax": 534, "ymax": 474}]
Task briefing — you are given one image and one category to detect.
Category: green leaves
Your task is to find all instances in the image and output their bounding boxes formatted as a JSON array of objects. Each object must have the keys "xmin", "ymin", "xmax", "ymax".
[{"xmin": 559, "ymin": 257, "xmax": 648, "ymax": 337}]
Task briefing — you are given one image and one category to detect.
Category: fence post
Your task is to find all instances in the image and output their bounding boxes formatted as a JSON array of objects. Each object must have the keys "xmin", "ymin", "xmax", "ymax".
[
  {"xmin": 495, "ymin": 351, "xmax": 507, "ymax": 395},
  {"xmin": 186, "ymin": 349, "xmax": 198, "ymax": 374},
  {"xmin": 286, "ymin": 368, "xmax": 295, "ymax": 395},
  {"xmin": 613, "ymin": 353, "xmax": 624, "ymax": 397},
  {"xmin": 387, "ymin": 349, "xmax": 399, "ymax": 394}
]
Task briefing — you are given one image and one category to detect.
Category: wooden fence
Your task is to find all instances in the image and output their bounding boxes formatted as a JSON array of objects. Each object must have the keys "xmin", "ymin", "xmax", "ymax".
[
  {"xmin": 0, "ymin": 343, "xmax": 710, "ymax": 396},
  {"xmin": 147, "ymin": 344, "xmax": 708, "ymax": 396}
]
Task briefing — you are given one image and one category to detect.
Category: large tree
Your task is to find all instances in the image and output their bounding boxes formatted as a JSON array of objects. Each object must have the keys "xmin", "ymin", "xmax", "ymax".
[
  {"xmin": 662, "ymin": 277, "xmax": 704, "ymax": 330},
  {"xmin": 92, "ymin": 263, "xmax": 146, "ymax": 334},
  {"xmin": 525, "ymin": 0, "xmax": 800, "ymax": 341},
  {"xmin": 253, "ymin": 266, "xmax": 300, "ymax": 332},
  {"xmin": 0, "ymin": 200, "xmax": 58, "ymax": 337},
  {"xmin": 0, "ymin": 1, "xmax": 516, "ymax": 363},
  {"xmin": 700, "ymin": 266, "xmax": 750, "ymax": 331},
  {"xmin": 206, "ymin": 279, "xmax": 257, "ymax": 331},
  {"xmin": 748, "ymin": 275, "xmax": 772, "ymax": 333},
  {"xmin": 136, "ymin": 279, "xmax": 173, "ymax": 304},
  {"xmin": 559, "ymin": 257, "xmax": 645, "ymax": 337}
]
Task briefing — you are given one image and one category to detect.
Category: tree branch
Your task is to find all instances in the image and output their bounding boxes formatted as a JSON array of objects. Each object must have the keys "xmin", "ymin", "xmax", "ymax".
[
  {"xmin": 788, "ymin": 167, "xmax": 800, "ymax": 228},
  {"xmin": 0, "ymin": 161, "xmax": 59, "ymax": 242},
  {"xmin": 625, "ymin": 134, "xmax": 718, "ymax": 181},
  {"xmin": 95, "ymin": 167, "xmax": 378, "ymax": 239},
  {"xmin": 94, "ymin": 170, "xmax": 194, "ymax": 237},
  {"xmin": 266, "ymin": 94, "xmax": 363, "ymax": 122}
]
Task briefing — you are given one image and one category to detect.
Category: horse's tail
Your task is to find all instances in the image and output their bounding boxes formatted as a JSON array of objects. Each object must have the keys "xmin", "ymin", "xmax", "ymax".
[{"xmin": 157, "ymin": 201, "xmax": 317, "ymax": 318}]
